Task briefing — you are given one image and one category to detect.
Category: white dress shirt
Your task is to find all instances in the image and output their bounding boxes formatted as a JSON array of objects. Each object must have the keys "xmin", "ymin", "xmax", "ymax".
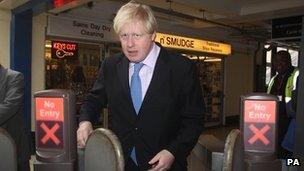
[{"xmin": 129, "ymin": 42, "xmax": 160, "ymax": 100}]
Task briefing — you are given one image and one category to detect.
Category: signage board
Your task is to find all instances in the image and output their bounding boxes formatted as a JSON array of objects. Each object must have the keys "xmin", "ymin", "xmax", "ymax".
[
  {"xmin": 34, "ymin": 90, "xmax": 76, "ymax": 169},
  {"xmin": 155, "ymin": 32, "xmax": 231, "ymax": 55},
  {"xmin": 272, "ymin": 16, "xmax": 302, "ymax": 40},
  {"xmin": 51, "ymin": 41, "xmax": 78, "ymax": 59},
  {"xmin": 47, "ymin": 16, "xmax": 232, "ymax": 55},
  {"xmin": 47, "ymin": 16, "xmax": 118, "ymax": 42},
  {"xmin": 36, "ymin": 97, "xmax": 64, "ymax": 149},
  {"xmin": 243, "ymin": 100, "xmax": 276, "ymax": 152}
]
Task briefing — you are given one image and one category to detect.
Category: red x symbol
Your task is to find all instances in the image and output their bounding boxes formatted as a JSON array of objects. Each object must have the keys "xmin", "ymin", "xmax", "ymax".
[
  {"xmin": 248, "ymin": 124, "xmax": 270, "ymax": 145},
  {"xmin": 41, "ymin": 122, "xmax": 60, "ymax": 145}
]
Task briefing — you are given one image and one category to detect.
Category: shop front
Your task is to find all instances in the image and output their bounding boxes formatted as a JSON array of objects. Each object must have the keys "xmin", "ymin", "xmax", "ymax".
[
  {"xmin": 155, "ymin": 33, "xmax": 231, "ymax": 126},
  {"xmin": 45, "ymin": 15, "xmax": 120, "ymax": 124}
]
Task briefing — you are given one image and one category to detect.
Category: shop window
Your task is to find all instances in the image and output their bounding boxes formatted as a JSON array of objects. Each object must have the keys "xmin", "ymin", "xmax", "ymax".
[
  {"xmin": 265, "ymin": 66, "xmax": 272, "ymax": 85},
  {"xmin": 184, "ymin": 54, "xmax": 224, "ymax": 125},
  {"xmin": 265, "ymin": 44, "xmax": 272, "ymax": 85},
  {"xmin": 289, "ymin": 49, "xmax": 298, "ymax": 67},
  {"xmin": 45, "ymin": 40, "xmax": 103, "ymax": 122},
  {"xmin": 277, "ymin": 47, "xmax": 287, "ymax": 52}
]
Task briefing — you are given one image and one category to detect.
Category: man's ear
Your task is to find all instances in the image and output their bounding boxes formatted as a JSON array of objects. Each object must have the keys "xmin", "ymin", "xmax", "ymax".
[{"xmin": 151, "ymin": 31, "xmax": 156, "ymax": 41}]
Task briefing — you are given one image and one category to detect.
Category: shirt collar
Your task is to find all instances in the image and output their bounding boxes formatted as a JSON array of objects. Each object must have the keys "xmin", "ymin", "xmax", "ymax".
[{"xmin": 130, "ymin": 42, "xmax": 160, "ymax": 68}]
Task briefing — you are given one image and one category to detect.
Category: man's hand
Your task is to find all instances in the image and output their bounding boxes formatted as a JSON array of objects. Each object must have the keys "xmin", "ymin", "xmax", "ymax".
[
  {"xmin": 148, "ymin": 149, "xmax": 175, "ymax": 171},
  {"xmin": 77, "ymin": 121, "xmax": 93, "ymax": 148}
]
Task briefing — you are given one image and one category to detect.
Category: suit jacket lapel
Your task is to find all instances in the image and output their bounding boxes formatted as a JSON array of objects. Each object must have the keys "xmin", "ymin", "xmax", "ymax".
[
  {"xmin": 116, "ymin": 54, "xmax": 132, "ymax": 102},
  {"xmin": 115, "ymin": 48, "xmax": 171, "ymax": 118},
  {"xmin": 141, "ymin": 48, "xmax": 171, "ymax": 111},
  {"xmin": 116, "ymin": 54, "xmax": 139, "ymax": 121}
]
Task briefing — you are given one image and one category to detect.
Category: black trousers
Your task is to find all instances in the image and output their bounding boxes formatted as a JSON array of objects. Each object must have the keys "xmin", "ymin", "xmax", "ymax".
[
  {"xmin": 125, "ymin": 157, "xmax": 140, "ymax": 171},
  {"xmin": 278, "ymin": 146, "xmax": 293, "ymax": 159},
  {"xmin": 18, "ymin": 160, "xmax": 30, "ymax": 171}
]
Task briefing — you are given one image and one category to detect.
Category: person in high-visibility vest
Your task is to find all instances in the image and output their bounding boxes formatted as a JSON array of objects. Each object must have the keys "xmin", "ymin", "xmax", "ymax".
[{"xmin": 267, "ymin": 50, "xmax": 298, "ymax": 159}]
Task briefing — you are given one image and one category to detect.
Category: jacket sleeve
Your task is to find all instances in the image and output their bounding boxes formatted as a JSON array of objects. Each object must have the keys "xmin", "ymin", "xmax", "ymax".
[
  {"xmin": 166, "ymin": 60, "xmax": 205, "ymax": 161},
  {"xmin": 79, "ymin": 59, "xmax": 108, "ymax": 124},
  {"xmin": 286, "ymin": 77, "xmax": 298, "ymax": 118},
  {"xmin": 0, "ymin": 72, "xmax": 24, "ymax": 126}
]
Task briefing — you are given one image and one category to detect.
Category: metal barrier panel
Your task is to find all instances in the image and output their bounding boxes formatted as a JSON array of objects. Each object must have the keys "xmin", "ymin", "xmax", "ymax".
[
  {"xmin": 222, "ymin": 129, "xmax": 244, "ymax": 171},
  {"xmin": 212, "ymin": 152, "xmax": 224, "ymax": 171},
  {"xmin": 0, "ymin": 128, "xmax": 17, "ymax": 171},
  {"xmin": 34, "ymin": 89, "xmax": 76, "ymax": 171},
  {"xmin": 84, "ymin": 128, "xmax": 124, "ymax": 171}
]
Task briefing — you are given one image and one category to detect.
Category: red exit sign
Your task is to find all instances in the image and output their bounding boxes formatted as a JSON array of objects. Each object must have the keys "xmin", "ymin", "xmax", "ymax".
[{"xmin": 53, "ymin": 0, "xmax": 77, "ymax": 8}]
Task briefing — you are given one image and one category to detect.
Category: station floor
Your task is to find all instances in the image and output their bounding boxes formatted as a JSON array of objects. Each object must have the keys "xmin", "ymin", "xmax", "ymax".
[
  {"xmin": 188, "ymin": 125, "xmax": 238, "ymax": 171},
  {"xmin": 29, "ymin": 124, "xmax": 238, "ymax": 171}
]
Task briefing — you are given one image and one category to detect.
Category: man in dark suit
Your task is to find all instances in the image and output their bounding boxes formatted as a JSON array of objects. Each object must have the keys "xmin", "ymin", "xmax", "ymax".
[
  {"xmin": 77, "ymin": 1, "xmax": 205, "ymax": 170},
  {"xmin": 0, "ymin": 64, "xmax": 31, "ymax": 171}
]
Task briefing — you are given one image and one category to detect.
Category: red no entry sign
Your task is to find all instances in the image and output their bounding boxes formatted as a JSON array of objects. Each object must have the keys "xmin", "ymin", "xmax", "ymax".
[
  {"xmin": 243, "ymin": 100, "xmax": 277, "ymax": 152},
  {"xmin": 36, "ymin": 98, "xmax": 64, "ymax": 149}
]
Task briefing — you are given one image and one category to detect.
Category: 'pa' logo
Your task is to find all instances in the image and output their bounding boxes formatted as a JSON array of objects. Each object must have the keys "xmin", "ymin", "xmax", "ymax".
[{"xmin": 286, "ymin": 158, "xmax": 301, "ymax": 166}]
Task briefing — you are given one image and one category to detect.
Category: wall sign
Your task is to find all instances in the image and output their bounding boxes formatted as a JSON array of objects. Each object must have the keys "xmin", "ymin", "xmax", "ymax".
[
  {"xmin": 51, "ymin": 41, "xmax": 78, "ymax": 59},
  {"xmin": 47, "ymin": 16, "xmax": 119, "ymax": 42},
  {"xmin": 155, "ymin": 33, "xmax": 231, "ymax": 55},
  {"xmin": 47, "ymin": 16, "xmax": 232, "ymax": 56},
  {"xmin": 272, "ymin": 16, "xmax": 302, "ymax": 40}
]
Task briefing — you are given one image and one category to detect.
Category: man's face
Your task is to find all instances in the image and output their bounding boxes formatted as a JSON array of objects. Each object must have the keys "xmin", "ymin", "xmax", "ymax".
[
  {"xmin": 274, "ymin": 55, "xmax": 290, "ymax": 74},
  {"xmin": 119, "ymin": 21, "xmax": 156, "ymax": 62}
]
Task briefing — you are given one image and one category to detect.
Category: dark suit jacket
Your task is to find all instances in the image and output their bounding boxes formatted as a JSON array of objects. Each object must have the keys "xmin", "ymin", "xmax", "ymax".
[
  {"xmin": 0, "ymin": 65, "xmax": 31, "ymax": 169},
  {"xmin": 80, "ymin": 46, "xmax": 205, "ymax": 170}
]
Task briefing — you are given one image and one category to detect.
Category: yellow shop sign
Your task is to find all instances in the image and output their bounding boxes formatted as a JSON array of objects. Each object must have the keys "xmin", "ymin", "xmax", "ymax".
[{"xmin": 156, "ymin": 33, "xmax": 231, "ymax": 55}]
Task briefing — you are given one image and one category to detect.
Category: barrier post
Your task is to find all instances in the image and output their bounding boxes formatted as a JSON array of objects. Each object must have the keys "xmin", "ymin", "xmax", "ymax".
[
  {"xmin": 240, "ymin": 93, "xmax": 281, "ymax": 170},
  {"xmin": 33, "ymin": 89, "xmax": 76, "ymax": 171}
]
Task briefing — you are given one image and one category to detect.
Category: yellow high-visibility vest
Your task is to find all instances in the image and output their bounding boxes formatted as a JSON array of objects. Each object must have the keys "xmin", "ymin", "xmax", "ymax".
[{"xmin": 267, "ymin": 68, "xmax": 299, "ymax": 103}]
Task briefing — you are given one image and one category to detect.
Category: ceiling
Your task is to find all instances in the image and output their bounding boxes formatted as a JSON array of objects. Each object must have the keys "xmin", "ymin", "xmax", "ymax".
[
  {"xmin": 1, "ymin": 0, "xmax": 304, "ymax": 48},
  {"xmin": 53, "ymin": 0, "xmax": 304, "ymax": 48}
]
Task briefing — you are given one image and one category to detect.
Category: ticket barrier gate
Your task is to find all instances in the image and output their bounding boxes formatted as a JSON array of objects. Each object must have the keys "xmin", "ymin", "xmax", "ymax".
[
  {"xmin": 34, "ymin": 89, "xmax": 77, "ymax": 171},
  {"xmin": 214, "ymin": 93, "xmax": 281, "ymax": 171},
  {"xmin": 240, "ymin": 93, "xmax": 281, "ymax": 170},
  {"xmin": 222, "ymin": 129, "xmax": 244, "ymax": 171},
  {"xmin": 77, "ymin": 128, "xmax": 124, "ymax": 171},
  {"xmin": 0, "ymin": 128, "xmax": 17, "ymax": 171},
  {"xmin": 82, "ymin": 128, "xmax": 124, "ymax": 171}
]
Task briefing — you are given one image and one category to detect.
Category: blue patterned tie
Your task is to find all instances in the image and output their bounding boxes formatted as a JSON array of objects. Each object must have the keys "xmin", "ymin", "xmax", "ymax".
[
  {"xmin": 130, "ymin": 62, "xmax": 144, "ymax": 165},
  {"xmin": 131, "ymin": 63, "xmax": 144, "ymax": 114}
]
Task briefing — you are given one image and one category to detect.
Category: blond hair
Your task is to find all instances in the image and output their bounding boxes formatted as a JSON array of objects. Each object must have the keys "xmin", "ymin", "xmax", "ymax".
[{"xmin": 113, "ymin": 0, "xmax": 157, "ymax": 34}]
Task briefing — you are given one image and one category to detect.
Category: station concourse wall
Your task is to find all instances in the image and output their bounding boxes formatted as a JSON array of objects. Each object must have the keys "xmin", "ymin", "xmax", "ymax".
[{"xmin": 0, "ymin": 9, "xmax": 11, "ymax": 67}]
